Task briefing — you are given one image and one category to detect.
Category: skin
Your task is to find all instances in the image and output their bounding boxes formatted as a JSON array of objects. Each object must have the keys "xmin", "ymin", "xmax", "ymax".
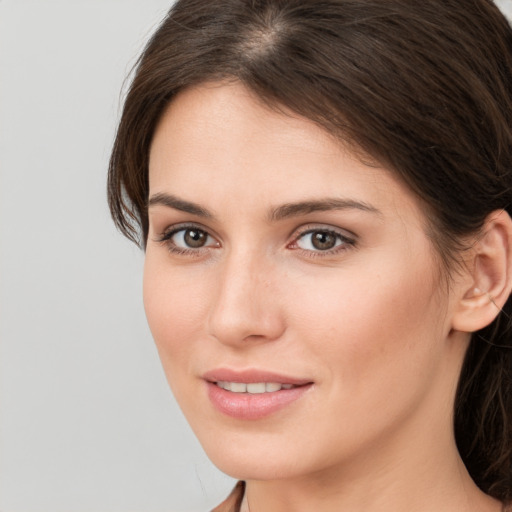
[{"xmin": 144, "ymin": 82, "xmax": 505, "ymax": 512}]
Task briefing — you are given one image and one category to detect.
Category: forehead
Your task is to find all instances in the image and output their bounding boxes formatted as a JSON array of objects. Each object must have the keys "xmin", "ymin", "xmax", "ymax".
[{"xmin": 149, "ymin": 81, "xmax": 346, "ymax": 176}]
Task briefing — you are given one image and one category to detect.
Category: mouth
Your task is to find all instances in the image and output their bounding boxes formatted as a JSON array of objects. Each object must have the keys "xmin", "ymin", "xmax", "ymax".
[{"xmin": 203, "ymin": 369, "xmax": 313, "ymax": 420}]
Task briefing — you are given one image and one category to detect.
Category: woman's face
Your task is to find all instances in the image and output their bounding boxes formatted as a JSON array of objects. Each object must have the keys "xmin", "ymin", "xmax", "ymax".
[{"xmin": 144, "ymin": 82, "xmax": 468, "ymax": 481}]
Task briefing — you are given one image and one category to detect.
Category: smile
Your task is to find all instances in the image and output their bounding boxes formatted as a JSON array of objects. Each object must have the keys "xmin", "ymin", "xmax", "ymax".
[
  {"xmin": 204, "ymin": 370, "xmax": 313, "ymax": 419},
  {"xmin": 215, "ymin": 381, "xmax": 296, "ymax": 393}
]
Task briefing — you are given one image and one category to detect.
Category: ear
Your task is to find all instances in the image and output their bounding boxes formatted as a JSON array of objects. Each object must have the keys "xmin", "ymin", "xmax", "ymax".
[{"xmin": 452, "ymin": 210, "xmax": 512, "ymax": 333}]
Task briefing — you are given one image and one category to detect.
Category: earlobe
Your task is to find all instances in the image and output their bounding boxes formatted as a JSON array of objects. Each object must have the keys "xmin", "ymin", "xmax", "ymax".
[{"xmin": 452, "ymin": 210, "xmax": 512, "ymax": 333}]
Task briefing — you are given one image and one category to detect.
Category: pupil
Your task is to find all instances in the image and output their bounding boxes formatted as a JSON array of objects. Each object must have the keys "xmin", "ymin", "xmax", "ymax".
[
  {"xmin": 184, "ymin": 229, "xmax": 206, "ymax": 248},
  {"xmin": 312, "ymin": 231, "xmax": 336, "ymax": 250}
]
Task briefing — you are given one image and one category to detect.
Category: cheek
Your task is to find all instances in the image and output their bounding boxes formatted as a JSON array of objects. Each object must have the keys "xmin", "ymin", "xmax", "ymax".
[
  {"xmin": 288, "ymin": 251, "xmax": 446, "ymax": 399},
  {"xmin": 142, "ymin": 254, "xmax": 212, "ymax": 382}
]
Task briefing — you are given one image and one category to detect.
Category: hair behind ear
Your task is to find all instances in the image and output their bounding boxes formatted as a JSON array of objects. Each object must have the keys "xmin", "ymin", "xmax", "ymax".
[{"xmin": 455, "ymin": 312, "xmax": 512, "ymax": 502}]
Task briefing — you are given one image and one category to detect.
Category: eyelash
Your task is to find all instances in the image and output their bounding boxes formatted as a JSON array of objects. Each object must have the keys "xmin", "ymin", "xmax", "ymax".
[
  {"xmin": 156, "ymin": 223, "xmax": 218, "ymax": 257},
  {"xmin": 155, "ymin": 223, "xmax": 357, "ymax": 258},
  {"xmin": 288, "ymin": 226, "xmax": 356, "ymax": 258}
]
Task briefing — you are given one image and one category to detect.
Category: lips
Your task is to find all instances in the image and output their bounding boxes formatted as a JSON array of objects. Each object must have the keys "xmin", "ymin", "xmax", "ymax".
[{"xmin": 203, "ymin": 369, "xmax": 313, "ymax": 420}]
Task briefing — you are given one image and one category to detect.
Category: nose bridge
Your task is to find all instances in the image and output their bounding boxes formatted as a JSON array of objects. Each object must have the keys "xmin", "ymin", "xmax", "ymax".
[{"xmin": 208, "ymin": 246, "xmax": 284, "ymax": 345}]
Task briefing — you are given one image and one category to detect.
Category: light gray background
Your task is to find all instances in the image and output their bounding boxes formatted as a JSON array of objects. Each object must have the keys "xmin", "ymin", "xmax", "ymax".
[
  {"xmin": 1, "ymin": 1, "xmax": 511, "ymax": 511},
  {"xmin": 0, "ymin": 1, "xmax": 234, "ymax": 511}
]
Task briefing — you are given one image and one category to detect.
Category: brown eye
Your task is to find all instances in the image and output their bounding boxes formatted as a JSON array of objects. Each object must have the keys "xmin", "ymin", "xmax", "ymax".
[
  {"xmin": 311, "ymin": 231, "xmax": 337, "ymax": 250},
  {"xmin": 295, "ymin": 229, "xmax": 351, "ymax": 252},
  {"xmin": 164, "ymin": 226, "xmax": 218, "ymax": 251},
  {"xmin": 183, "ymin": 229, "xmax": 208, "ymax": 248}
]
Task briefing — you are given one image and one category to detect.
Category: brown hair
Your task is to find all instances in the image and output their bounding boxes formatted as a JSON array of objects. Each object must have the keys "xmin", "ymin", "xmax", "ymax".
[{"xmin": 108, "ymin": 0, "xmax": 512, "ymax": 501}]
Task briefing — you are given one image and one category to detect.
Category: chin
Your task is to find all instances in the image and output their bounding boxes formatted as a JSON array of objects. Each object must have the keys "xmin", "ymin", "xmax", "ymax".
[
  {"xmin": 196, "ymin": 428, "xmax": 329, "ymax": 482},
  {"xmin": 192, "ymin": 429, "xmax": 297, "ymax": 480}
]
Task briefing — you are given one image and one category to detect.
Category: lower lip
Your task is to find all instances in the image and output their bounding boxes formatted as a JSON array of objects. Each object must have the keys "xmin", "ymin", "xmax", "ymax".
[{"xmin": 206, "ymin": 382, "xmax": 313, "ymax": 420}]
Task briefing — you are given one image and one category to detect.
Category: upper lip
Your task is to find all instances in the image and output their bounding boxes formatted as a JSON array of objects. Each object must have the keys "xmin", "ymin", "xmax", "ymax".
[{"xmin": 202, "ymin": 368, "xmax": 312, "ymax": 386}]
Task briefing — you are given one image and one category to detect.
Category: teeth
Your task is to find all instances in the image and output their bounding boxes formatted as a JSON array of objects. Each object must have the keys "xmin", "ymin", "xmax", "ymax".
[
  {"xmin": 216, "ymin": 381, "xmax": 296, "ymax": 394},
  {"xmin": 230, "ymin": 382, "xmax": 247, "ymax": 393},
  {"xmin": 247, "ymin": 383, "xmax": 266, "ymax": 394}
]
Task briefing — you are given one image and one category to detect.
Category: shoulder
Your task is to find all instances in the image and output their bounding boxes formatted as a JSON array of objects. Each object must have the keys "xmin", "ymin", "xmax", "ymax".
[{"xmin": 210, "ymin": 481, "xmax": 245, "ymax": 512}]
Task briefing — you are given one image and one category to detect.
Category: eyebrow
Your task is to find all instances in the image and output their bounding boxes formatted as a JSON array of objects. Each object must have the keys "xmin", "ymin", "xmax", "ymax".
[
  {"xmin": 148, "ymin": 193, "xmax": 213, "ymax": 218},
  {"xmin": 148, "ymin": 192, "xmax": 381, "ymax": 221},
  {"xmin": 269, "ymin": 198, "xmax": 381, "ymax": 221}
]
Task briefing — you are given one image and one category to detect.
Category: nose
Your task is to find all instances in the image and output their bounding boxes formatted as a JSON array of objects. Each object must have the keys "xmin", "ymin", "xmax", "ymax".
[{"xmin": 207, "ymin": 251, "xmax": 286, "ymax": 347}]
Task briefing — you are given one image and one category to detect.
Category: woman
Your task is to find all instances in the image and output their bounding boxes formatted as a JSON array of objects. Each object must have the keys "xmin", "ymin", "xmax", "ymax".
[{"xmin": 108, "ymin": 1, "xmax": 512, "ymax": 510}]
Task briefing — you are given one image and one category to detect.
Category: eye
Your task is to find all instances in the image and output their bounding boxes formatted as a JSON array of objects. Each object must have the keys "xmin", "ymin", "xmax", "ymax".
[
  {"xmin": 297, "ymin": 230, "xmax": 340, "ymax": 251},
  {"xmin": 173, "ymin": 228, "xmax": 212, "ymax": 248},
  {"xmin": 292, "ymin": 228, "xmax": 355, "ymax": 254},
  {"xmin": 157, "ymin": 225, "xmax": 219, "ymax": 254}
]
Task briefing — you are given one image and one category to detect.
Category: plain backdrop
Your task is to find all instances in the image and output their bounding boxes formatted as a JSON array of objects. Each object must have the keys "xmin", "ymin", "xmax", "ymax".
[
  {"xmin": 1, "ymin": 1, "xmax": 511, "ymax": 511},
  {"xmin": 0, "ymin": 1, "xmax": 234, "ymax": 511}
]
